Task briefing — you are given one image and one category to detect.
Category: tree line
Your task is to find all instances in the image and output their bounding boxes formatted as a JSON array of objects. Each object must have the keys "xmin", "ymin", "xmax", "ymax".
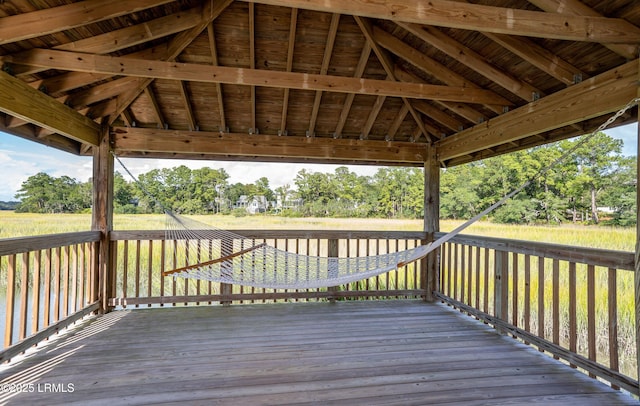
[{"xmin": 12, "ymin": 132, "xmax": 636, "ymax": 226}]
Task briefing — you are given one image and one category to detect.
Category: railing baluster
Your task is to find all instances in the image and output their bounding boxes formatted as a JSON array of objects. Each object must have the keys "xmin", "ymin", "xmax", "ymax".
[
  {"xmin": 5, "ymin": 254, "xmax": 16, "ymax": 348},
  {"xmin": 512, "ymin": 252, "xmax": 518, "ymax": 332},
  {"xmin": 78, "ymin": 243, "xmax": 85, "ymax": 309},
  {"xmin": 43, "ymin": 248, "xmax": 52, "ymax": 328},
  {"xmin": 70, "ymin": 245, "xmax": 78, "ymax": 314},
  {"xmin": 538, "ymin": 257, "xmax": 545, "ymax": 343},
  {"xmin": 160, "ymin": 240, "xmax": 166, "ymax": 306},
  {"xmin": 453, "ymin": 244, "xmax": 459, "ymax": 302},
  {"xmin": 32, "ymin": 251, "xmax": 41, "ymax": 336},
  {"xmin": 552, "ymin": 259, "xmax": 560, "ymax": 359},
  {"xmin": 587, "ymin": 264, "xmax": 596, "ymax": 377},
  {"xmin": 459, "ymin": 243, "xmax": 465, "ymax": 304},
  {"xmin": 19, "ymin": 252, "xmax": 29, "ymax": 341},
  {"xmin": 148, "ymin": 240, "xmax": 153, "ymax": 307},
  {"xmin": 483, "ymin": 247, "xmax": 489, "ymax": 314},
  {"xmin": 608, "ymin": 267, "xmax": 620, "ymax": 389},
  {"xmin": 569, "ymin": 261, "xmax": 577, "ymax": 368},
  {"xmin": 474, "ymin": 246, "xmax": 480, "ymax": 311},
  {"xmin": 62, "ymin": 246, "xmax": 70, "ymax": 318},
  {"xmin": 122, "ymin": 241, "xmax": 129, "ymax": 307}
]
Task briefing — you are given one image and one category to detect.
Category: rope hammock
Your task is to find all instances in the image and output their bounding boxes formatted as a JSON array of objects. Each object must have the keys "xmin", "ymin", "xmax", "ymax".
[
  {"xmin": 162, "ymin": 211, "xmax": 432, "ymax": 289},
  {"xmin": 115, "ymin": 97, "xmax": 639, "ymax": 290}
]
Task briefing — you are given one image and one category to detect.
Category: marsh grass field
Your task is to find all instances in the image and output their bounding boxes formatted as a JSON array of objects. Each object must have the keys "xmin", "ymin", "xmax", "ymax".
[
  {"xmin": 0, "ymin": 211, "xmax": 638, "ymax": 379},
  {"xmin": 0, "ymin": 211, "xmax": 635, "ymax": 251}
]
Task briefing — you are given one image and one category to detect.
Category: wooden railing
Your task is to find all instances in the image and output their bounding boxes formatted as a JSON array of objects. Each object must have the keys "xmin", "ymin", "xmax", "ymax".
[
  {"xmin": 436, "ymin": 232, "xmax": 638, "ymax": 395},
  {"xmin": 0, "ymin": 232, "xmax": 101, "ymax": 361},
  {"xmin": 108, "ymin": 230, "xmax": 427, "ymax": 307}
]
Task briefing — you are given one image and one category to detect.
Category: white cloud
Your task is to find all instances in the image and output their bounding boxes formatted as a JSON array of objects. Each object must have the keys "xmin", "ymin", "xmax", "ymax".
[{"xmin": 604, "ymin": 122, "xmax": 637, "ymax": 156}]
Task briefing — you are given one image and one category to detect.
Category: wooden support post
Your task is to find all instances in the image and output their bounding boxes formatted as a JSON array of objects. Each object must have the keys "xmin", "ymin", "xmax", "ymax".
[
  {"xmin": 328, "ymin": 238, "xmax": 339, "ymax": 303},
  {"xmin": 92, "ymin": 124, "xmax": 114, "ymax": 313},
  {"xmin": 423, "ymin": 145, "xmax": 439, "ymax": 302},
  {"xmin": 635, "ymin": 58, "xmax": 640, "ymax": 394}
]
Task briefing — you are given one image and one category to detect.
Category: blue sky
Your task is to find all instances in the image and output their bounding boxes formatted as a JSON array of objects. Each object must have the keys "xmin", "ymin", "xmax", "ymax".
[{"xmin": 0, "ymin": 123, "xmax": 637, "ymax": 201}]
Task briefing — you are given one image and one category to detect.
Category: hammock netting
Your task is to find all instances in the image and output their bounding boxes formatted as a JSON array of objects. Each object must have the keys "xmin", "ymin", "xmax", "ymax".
[
  {"xmin": 164, "ymin": 211, "xmax": 432, "ymax": 290},
  {"xmin": 117, "ymin": 98, "xmax": 639, "ymax": 291}
]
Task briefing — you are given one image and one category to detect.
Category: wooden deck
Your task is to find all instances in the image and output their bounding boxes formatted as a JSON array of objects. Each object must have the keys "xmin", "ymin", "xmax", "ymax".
[{"xmin": 0, "ymin": 300, "xmax": 637, "ymax": 405}]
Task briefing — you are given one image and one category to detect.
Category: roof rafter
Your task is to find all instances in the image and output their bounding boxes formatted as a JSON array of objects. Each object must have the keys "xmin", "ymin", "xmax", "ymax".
[
  {"xmin": 308, "ymin": 13, "xmax": 340, "ymax": 137},
  {"xmin": 386, "ymin": 104, "xmax": 409, "ymax": 141},
  {"xmin": 482, "ymin": 32, "xmax": 585, "ymax": 86},
  {"xmin": 10, "ymin": 5, "xmax": 201, "ymax": 78},
  {"xmin": 373, "ymin": 26, "xmax": 507, "ymax": 114},
  {"xmin": 207, "ymin": 23, "xmax": 226, "ymax": 132},
  {"xmin": 7, "ymin": 49, "xmax": 511, "ymax": 105},
  {"xmin": 178, "ymin": 81, "xmax": 197, "ymax": 131},
  {"xmin": 279, "ymin": 8, "xmax": 298, "ymax": 135},
  {"xmin": 249, "ymin": 2, "xmax": 257, "ymax": 133},
  {"xmin": 108, "ymin": 0, "xmax": 234, "ymax": 124},
  {"xmin": 333, "ymin": 41, "xmax": 370, "ymax": 139},
  {"xmin": 393, "ymin": 67, "xmax": 486, "ymax": 125},
  {"xmin": 436, "ymin": 59, "xmax": 638, "ymax": 161},
  {"xmin": 398, "ymin": 23, "xmax": 543, "ymax": 102},
  {"xmin": 361, "ymin": 95, "xmax": 386, "ymax": 140},
  {"xmin": 241, "ymin": 0, "xmax": 640, "ymax": 43},
  {"xmin": 0, "ymin": 0, "xmax": 176, "ymax": 46},
  {"xmin": 412, "ymin": 100, "xmax": 464, "ymax": 133},
  {"xmin": 527, "ymin": 0, "xmax": 639, "ymax": 59},
  {"xmin": 0, "ymin": 70, "xmax": 100, "ymax": 145},
  {"xmin": 355, "ymin": 16, "xmax": 433, "ymax": 142},
  {"xmin": 143, "ymin": 86, "xmax": 166, "ymax": 129}
]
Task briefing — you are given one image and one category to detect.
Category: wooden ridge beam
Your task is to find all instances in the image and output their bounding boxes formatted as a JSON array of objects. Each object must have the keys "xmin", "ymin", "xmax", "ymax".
[
  {"xmin": 8, "ymin": 49, "xmax": 510, "ymax": 105},
  {"xmin": 112, "ymin": 126, "xmax": 428, "ymax": 164},
  {"xmin": 436, "ymin": 59, "xmax": 639, "ymax": 162},
  {"xmin": 0, "ymin": 0, "xmax": 175, "ymax": 46},
  {"xmin": 242, "ymin": 0, "xmax": 640, "ymax": 43},
  {"xmin": 0, "ymin": 70, "xmax": 100, "ymax": 146}
]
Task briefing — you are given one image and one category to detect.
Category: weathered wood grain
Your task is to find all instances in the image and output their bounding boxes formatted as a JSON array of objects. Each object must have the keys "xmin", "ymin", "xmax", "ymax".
[{"xmin": 0, "ymin": 301, "xmax": 635, "ymax": 405}]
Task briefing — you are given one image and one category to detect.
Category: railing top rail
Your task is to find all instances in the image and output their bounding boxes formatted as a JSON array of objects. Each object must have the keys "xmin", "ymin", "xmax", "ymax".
[
  {"xmin": 438, "ymin": 232, "xmax": 635, "ymax": 271},
  {"xmin": 110, "ymin": 229, "xmax": 428, "ymax": 241},
  {"xmin": 0, "ymin": 231, "xmax": 101, "ymax": 256}
]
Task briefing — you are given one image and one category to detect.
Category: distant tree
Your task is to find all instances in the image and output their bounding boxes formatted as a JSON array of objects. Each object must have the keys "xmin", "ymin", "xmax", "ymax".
[
  {"xmin": 559, "ymin": 133, "xmax": 624, "ymax": 224},
  {"xmin": 15, "ymin": 172, "xmax": 90, "ymax": 213},
  {"xmin": 113, "ymin": 172, "xmax": 137, "ymax": 213},
  {"xmin": 14, "ymin": 172, "xmax": 54, "ymax": 212}
]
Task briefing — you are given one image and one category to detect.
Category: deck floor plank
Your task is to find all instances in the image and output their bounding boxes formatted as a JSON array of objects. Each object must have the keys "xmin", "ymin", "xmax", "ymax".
[{"xmin": 0, "ymin": 300, "xmax": 637, "ymax": 405}]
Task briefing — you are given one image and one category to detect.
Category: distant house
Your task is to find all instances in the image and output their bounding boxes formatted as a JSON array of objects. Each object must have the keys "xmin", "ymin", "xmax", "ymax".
[
  {"xmin": 275, "ymin": 195, "xmax": 303, "ymax": 213},
  {"xmin": 234, "ymin": 195, "xmax": 269, "ymax": 214}
]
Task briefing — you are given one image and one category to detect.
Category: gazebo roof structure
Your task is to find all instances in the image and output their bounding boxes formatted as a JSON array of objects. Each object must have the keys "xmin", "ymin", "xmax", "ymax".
[{"xmin": 0, "ymin": 0, "xmax": 638, "ymax": 168}]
